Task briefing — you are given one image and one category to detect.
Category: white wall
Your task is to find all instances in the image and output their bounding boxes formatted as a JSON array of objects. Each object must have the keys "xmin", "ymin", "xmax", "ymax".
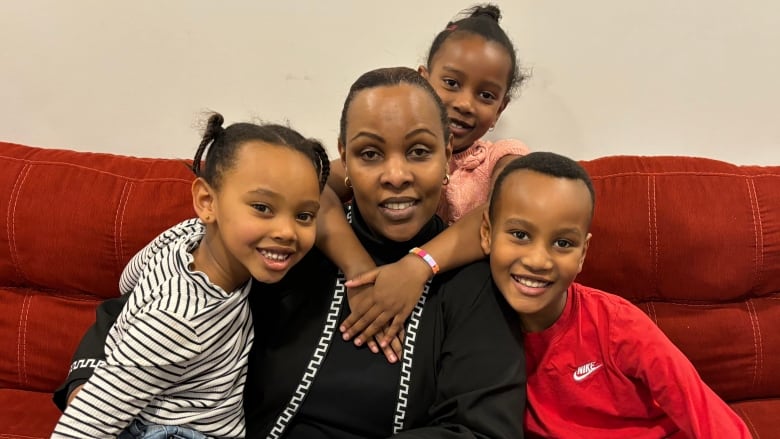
[{"xmin": 1, "ymin": 0, "xmax": 778, "ymax": 164}]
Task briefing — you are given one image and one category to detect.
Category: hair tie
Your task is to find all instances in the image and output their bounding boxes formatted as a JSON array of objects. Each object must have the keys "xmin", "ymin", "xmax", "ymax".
[{"xmin": 446, "ymin": 24, "xmax": 458, "ymax": 31}]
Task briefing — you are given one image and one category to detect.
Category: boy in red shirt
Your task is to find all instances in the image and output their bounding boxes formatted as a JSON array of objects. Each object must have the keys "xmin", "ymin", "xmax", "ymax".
[{"xmin": 480, "ymin": 152, "xmax": 751, "ymax": 438}]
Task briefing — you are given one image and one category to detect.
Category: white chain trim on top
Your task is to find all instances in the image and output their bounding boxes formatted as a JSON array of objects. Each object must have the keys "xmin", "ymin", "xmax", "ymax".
[
  {"xmin": 266, "ymin": 204, "xmax": 431, "ymax": 437},
  {"xmin": 266, "ymin": 273, "xmax": 346, "ymax": 439},
  {"xmin": 392, "ymin": 281, "xmax": 430, "ymax": 433}
]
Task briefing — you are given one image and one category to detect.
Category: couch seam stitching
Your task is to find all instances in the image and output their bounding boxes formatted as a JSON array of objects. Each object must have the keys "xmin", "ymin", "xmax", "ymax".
[
  {"xmin": 749, "ymin": 178, "xmax": 764, "ymax": 289},
  {"xmin": 121, "ymin": 183, "xmax": 134, "ymax": 264},
  {"xmin": 21, "ymin": 294, "xmax": 31, "ymax": 385},
  {"xmin": 734, "ymin": 405, "xmax": 759, "ymax": 439},
  {"xmin": 114, "ymin": 182, "xmax": 129, "ymax": 270},
  {"xmin": 16, "ymin": 294, "xmax": 31, "ymax": 386},
  {"xmin": 648, "ymin": 176, "xmax": 659, "ymax": 296},
  {"xmin": 648, "ymin": 301, "xmax": 659, "ymax": 325},
  {"xmin": 0, "ymin": 155, "xmax": 194, "ymax": 182},
  {"xmin": 8, "ymin": 164, "xmax": 32, "ymax": 283},
  {"xmin": 745, "ymin": 300, "xmax": 760, "ymax": 391},
  {"xmin": 748, "ymin": 299, "xmax": 764, "ymax": 393}
]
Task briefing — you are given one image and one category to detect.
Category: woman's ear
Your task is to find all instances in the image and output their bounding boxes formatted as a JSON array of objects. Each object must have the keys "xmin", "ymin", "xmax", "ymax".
[
  {"xmin": 192, "ymin": 177, "xmax": 217, "ymax": 223},
  {"xmin": 338, "ymin": 138, "xmax": 347, "ymax": 169}
]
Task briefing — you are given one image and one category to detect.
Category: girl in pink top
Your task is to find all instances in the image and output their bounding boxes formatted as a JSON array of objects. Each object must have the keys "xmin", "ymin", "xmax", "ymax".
[
  {"xmin": 321, "ymin": 4, "xmax": 530, "ymax": 360},
  {"xmin": 439, "ymin": 138, "xmax": 528, "ymax": 224},
  {"xmin": 419, "ymin": 5, "xmax": 529, "ymax": 224}
]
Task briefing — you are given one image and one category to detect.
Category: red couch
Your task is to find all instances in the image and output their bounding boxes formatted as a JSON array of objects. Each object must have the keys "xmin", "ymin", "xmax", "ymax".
[{"xmin": 1, "ymin": 141, "xmax": 777, "ymax": 438}]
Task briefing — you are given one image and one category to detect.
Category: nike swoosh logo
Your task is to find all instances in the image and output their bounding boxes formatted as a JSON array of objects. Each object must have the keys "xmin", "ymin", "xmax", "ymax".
[{"xmin": 573, "ymin": 363, "xmax": 603, "ymax": 382}]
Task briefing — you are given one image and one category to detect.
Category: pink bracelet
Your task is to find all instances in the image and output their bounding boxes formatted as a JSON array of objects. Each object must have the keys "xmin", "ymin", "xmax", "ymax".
[{"xmin": 408, "ymin": 247, "xmax": 440, "ymax": 275}]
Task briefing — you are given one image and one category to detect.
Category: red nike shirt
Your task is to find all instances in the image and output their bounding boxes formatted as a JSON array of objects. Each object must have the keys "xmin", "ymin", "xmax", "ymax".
[{"xmin": 523, "ymin": 283, "xmax": 751, "ymax": 439}]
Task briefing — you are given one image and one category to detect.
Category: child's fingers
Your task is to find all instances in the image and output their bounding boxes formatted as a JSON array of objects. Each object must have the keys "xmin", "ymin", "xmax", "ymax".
[
  {"xmin": 388, "ymin": 335, "xmax": 403, "ymax": 361},
  {"xmin": 380, "ymin": 339, "xmax": 399, "ymax": 363},
  {"xmin": 379, "ymin": 315, "xmax": 407, "ymax": 348},
  {"xmin": 345, "ymin": 306, "xmax": 384, "ymax": 344},
  {"xmin": 340, "ymin": 307, "xmax": 369, "ymax": 338},
  {"xmin": 366, "ymin": 339, "xmax": 381, "ymax": 355},
  {"xmin": 345, "ymin": 268, "xmax": 381, "ymax": 288},
  {"xmin": 353, "ymin": 311, "xmax": 392, "ymax": 346},
  {"xmin": 341, "ymin": 285, "xmax": 374, "ymax": 334}
]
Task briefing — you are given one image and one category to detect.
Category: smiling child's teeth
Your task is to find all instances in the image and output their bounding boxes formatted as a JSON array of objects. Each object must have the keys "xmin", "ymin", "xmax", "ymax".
[
  {"xmin": 517, "ymin": 277, "xmax": 548, "ymax": 288},
  {"xmin": 261, "ymin": 250, "xmax": 289, "ymax": 261}
]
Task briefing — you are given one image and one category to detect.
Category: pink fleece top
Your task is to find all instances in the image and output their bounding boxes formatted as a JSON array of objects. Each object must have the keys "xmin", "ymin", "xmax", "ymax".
[{"xmin": 437, "ymin": 138, "xmax": 530, "ymax": 224}]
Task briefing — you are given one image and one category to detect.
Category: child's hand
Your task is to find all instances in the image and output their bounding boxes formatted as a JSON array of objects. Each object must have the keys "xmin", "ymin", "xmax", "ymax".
[
  {"xmin": 341, "ymin": 254, "xmax": 431, "ymax": 350},
  {"xmin": 368, "ymin": 328, "xmax": 405, "ymax": 364},
  {"xmin": 342, "ymin": 274, "xmax": 404, "ymax": 363},
  {"xmin": 341, "ymin": 267, "xmax": 381, "ymax": 341}
]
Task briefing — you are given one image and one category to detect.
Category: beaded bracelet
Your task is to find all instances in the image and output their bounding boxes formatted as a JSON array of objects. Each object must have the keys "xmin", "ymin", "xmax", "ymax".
[{"xmin": 408, "ymin": 247, "xmax": 440, "ymax": 276}]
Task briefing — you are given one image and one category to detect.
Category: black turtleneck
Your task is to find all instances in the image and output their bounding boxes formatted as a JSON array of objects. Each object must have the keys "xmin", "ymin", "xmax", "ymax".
[{"xmin": 349, "ymin": 202, "xmax": 446, "ymax": 266}]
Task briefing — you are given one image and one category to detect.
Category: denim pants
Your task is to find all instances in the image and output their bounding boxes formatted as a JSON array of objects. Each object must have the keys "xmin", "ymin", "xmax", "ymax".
[{"xmin": 119, "ymin": 419, "xmax": 207, "ymax": 439}]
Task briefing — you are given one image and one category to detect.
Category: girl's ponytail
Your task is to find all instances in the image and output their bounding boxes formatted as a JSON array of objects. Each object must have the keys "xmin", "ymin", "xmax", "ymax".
[
  {"xmin": 192, "ymin": 113, "xmax": 225, "ymax": 176},
  {"xmin": 468, "ymin": 4, "xmax": 501, "ymax": 22}
]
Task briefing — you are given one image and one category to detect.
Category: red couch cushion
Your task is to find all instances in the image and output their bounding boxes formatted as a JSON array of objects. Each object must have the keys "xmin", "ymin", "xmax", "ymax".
[
  {"xmin": 0, "ymin": 142, "xmax": 195, "ymax": 397},
  {"xmin": 579, "ymin": 156, "xmax": 780, "ymax": 405},
  {"xmin": 0, "ymin": 389, "xmax": 62, "ymax": 439}
]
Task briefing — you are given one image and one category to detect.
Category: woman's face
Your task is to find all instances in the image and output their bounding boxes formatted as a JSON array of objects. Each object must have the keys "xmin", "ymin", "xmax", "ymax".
[{"xmin": 339, "ymin": 84, "xmax": 451, "ymax": 242}]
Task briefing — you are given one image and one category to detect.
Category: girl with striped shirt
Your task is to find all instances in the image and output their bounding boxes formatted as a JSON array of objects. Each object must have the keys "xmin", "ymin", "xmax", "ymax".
[{"xmin": 52, "ymin": 114, "xmax": 329, "ymax": 439}]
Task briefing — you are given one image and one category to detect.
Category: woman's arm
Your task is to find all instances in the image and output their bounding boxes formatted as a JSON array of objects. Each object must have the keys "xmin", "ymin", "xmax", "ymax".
[{"xmin": 52, "ymin": 295, "xmax": 128, "ymax": 410}]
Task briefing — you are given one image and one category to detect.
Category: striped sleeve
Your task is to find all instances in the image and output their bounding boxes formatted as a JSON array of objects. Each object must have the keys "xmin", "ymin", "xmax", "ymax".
[
  {"xmin": 119, "ymin": 219, "xmax": 201, "ymax": 294},
  {"xmin": 52, "ymin": 295, "xmax": 201, "ymax": 438}
]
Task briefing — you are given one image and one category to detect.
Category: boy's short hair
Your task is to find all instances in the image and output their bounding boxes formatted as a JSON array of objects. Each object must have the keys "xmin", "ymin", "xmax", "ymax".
[{"xmin": 489, "ymin": 152, "xmax": 596, "ymax": 222}]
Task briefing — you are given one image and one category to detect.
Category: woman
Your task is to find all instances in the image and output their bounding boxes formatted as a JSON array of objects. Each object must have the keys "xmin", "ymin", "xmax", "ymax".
[{"xmin": 55, "ymin": 67, "xmax": 525, "ymax": 438}]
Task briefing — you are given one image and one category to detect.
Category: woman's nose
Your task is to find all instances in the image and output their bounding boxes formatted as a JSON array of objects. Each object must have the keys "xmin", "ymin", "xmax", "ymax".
[{"xmin": 379, "ymin": 155, "xmax": 413, "ymax": 188}]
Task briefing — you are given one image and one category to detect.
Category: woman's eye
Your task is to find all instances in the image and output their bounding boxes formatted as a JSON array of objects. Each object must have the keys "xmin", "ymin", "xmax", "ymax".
[
  {"xmin": 360, "ymin": 150, "xmax": 380, "ymax": 161},
  {"xmin": 408, "ymin": 146, "xmax": 431, "ymax": 159}
]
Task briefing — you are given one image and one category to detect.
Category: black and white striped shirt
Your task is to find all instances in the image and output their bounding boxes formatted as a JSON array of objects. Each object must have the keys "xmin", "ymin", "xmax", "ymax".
[{"xmin": 52, "ymin": 219, "xmax": 253, "ymax": 439}]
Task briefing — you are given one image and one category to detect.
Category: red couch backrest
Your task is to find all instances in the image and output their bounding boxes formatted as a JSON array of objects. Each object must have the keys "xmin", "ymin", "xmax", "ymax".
[
  {"xmin": 0, "ymin": 142, "xmax": 194, "ymax": 392},
  {"xmin": 1, "ymin": 142, "xmax": 779, "ymax": 408},
  {"xmin": 579, "ymin": 156, "xmax": 780, "ymax": 402}
]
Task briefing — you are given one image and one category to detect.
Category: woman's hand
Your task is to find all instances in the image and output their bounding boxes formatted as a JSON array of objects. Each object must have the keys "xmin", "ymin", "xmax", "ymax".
[{"xmin": 340, "ymin": 254, "xmax": 432, "ymax": 356}]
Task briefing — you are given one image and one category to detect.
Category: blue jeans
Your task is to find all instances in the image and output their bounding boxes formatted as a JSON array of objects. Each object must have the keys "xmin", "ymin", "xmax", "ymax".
[{"xmin": 119, "ymin": 420, "xmax": 207, "ymax": 439}]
